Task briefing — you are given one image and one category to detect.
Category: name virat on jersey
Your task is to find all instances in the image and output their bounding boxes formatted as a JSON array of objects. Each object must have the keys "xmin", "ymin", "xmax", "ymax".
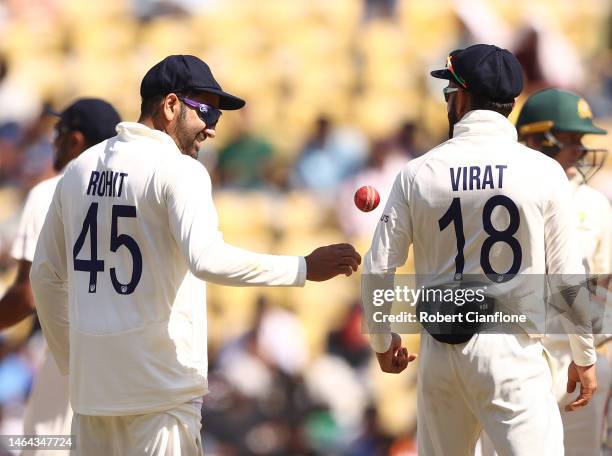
[
  {"xmin": 86, "ymin": 170, "xmax": 128, "ymax": 197},
  {"xmin": 450, "ymin": 165, "xmax": 507, "ymax": 191}
]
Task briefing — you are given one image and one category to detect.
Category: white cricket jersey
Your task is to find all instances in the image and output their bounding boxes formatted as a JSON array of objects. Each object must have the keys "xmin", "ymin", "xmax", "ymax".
[
  {"xmin": 570, "ymin": 180, "xmax": 611, "ymax": 275},
  {"xmin": 542, "ymin": 180, "xmax": 612, "ymax": 351},
  {"xmin": 10, "ymin": 174, "xmax": 73, "ymax": 440},
  {"xmin": 30, "ymin": 122, "xmax": 307, "ymax": 416},
  {"xmin": 11, "ymin": 175, "xmax": 61, "ymax": 263},
  {"xmin": 363, "ymin": 110, "xmax": 595, "ymax": 366}
]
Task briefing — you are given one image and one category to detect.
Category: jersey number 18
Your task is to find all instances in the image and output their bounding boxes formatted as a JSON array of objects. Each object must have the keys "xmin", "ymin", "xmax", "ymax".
[{"xmin": 438, "ymin": 195, "xmax": 522, "ymax": 281}]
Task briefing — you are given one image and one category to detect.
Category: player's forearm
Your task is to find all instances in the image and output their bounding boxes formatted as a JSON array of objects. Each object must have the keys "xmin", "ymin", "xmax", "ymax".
[
  {"xmin": 544, "ymin": 189, "xmax": 598, "ymax": 364},
  {"xmin": 552, "ymin": 279, "xmax": 597, "ymax": 366},
  {"xmin": 558, "ymin": 310, "xmax": 596, "ymax": 366},
  {"xmin": 190, "ymin": 240, "xmax": 307, "ymax": 287},
  {"xmin": 0, "ymin": 282, "xmax": 36, "ymax": 330},
  {"xmin": 548, "ymin": 275, "xmax": 597, "ymax": 366},
  {"xmin": 361, "ymin": 250, "xmax": 394, "ymax": 353},
  {"xmin": 566, "ymin": 333, "xmax": 597, "ymax": 366},
  {"xmin": 361, "ymin": 205, "xmax": 411, "ymax": 353}
]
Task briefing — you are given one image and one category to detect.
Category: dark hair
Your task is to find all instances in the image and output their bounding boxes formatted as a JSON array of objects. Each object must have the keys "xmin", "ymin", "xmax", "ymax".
[
  {"xmin": 140, "ymin": 94, "xmax": 165, "ymax": 118},
  {"xmin": 83, "ymin": 136, "xmax": 99, "ymax": 149},
  {"xmin": 468, "ymin": 93, "xmax": 515, "ymax": 118},
  {"xmin": 139, "ymin": 90, "xmax": 196, "ymax": 119}
]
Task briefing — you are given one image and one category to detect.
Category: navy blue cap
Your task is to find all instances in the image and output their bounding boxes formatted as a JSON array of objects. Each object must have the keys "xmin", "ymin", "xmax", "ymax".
[
  {"xmin": 140, "ymin": 55, "xmax": 245, "ymax": 110},
  {"xmin": 53, "ymin": 98, "xmax": 121, "ymax": 144},
  {"xmin": 431, "ymin": 44, "xmax": 524, "ymax": 103}
]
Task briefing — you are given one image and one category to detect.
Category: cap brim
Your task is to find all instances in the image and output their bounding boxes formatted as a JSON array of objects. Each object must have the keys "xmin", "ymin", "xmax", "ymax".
[
  {"xmin": 554, "ymin": 124, "xmax": 608, "ymax": 135},
  {"xmin": 430, "ymin": 69, "xmax": 451, "ymax": 80},
  {"xmin": 585, "ymin": 125, "xmax": 607, "ymax": 135},
  {"xmin": 194, "ymin": 87, "xmax": 246, "ymax": 110},
  {"xmin": 44, "ymin": 106, "xmax": 62, "ymax": 117}
]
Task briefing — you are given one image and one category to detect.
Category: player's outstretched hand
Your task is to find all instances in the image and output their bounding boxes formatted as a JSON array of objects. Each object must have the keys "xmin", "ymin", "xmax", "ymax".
[
  {"xmin": 375, "ymin": 332, "xmax": 417, "ymax": 374},
  {"xmin": 305, "ymin": 243, "xmax": 361, "ymax": 281},
  {"xmin": 565, "ymin": 361, "xmax": 597, "ymax": 412}
]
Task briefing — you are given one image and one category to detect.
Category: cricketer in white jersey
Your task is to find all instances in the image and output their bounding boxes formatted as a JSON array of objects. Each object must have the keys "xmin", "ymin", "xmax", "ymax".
[
  {"xmin": 546, "ymin": 181, "xmax": 612, "ymax": 456},
  {"xmin": 0, "ymin": 98, "xmax": 121, "ymax": 456},
  {"xmin": 478, "ymin": 179, "xmax": 612, "ymax": 456},
  {"xmin": 362, "ymin": 45, "xmax": 597, "ymax": 456},
  {"xmin": 10, "ymin": 175, "xmax": 73, "ymax": 449},
  {"xmin": 570, "ymin": 181, "xmax": 611, "ymax": 274},
  {"xmin": 512, "ymin": 88, "xmax": 612, "ymax": 456},
  {"xmin": 29, "ymin": 55, "xmax": 360, "ymax": 456}
]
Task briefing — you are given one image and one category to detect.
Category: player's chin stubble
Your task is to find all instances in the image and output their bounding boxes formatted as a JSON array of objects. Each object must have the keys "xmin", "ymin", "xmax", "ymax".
[
  {"xmin": 184, "ymin": 132, "xmax": 208, "ymax": 159},
  {"xmin": 174, "ymin": 124, "xmax": 202, "ymax": 159}
]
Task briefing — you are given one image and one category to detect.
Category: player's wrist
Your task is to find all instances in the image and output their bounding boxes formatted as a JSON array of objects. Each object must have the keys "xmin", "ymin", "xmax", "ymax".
[{"xmin": 304, "ymin": 254, "xmax": 312, "ymax": 280}]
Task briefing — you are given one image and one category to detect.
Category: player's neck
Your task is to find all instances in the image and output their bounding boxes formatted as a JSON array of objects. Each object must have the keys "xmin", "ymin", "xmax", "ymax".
[
  {"xmin": 138, "ymin": 116, "xmax": 155, "ymax": 130},
  {"xmin": 138, "ymin": 117, "xmax": 172, "ymax": 138}
]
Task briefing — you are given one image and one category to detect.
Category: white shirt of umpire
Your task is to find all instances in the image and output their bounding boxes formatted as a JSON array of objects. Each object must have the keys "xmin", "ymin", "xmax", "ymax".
[
  {"xmin": 362, "ymin": 110, "xmax": 595, "ymax": 367},
  {"xmin": 30, "ymin": 122, "xmax": 307, "ymax": 416},
  {"xmin": 10, "ymin": 174, "xmax": 73, "ymax": 441}
]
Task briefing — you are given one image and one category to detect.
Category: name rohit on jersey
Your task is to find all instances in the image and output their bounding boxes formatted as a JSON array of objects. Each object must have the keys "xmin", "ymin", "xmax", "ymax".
[
  {"xmin": 450, "ymin": 165, "xmax": 507, "ymax": 191},
  {"xmin": 86, "ymin": 170, "xmax": 128, "ymax": 197}
]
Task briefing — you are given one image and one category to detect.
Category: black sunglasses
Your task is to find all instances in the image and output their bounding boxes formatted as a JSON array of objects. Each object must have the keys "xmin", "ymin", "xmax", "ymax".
[
  {"xmin": 443, "ymin": 86, "xmax": 459, "ymax": 103},
  {"xmin": 179, "ymin": 97, "xmax": 222, "ymax": 129}
]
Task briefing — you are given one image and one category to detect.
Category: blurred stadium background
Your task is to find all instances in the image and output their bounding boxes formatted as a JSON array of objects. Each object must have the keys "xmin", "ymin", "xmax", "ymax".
[{"xmin": 0, "ymin": 0, "xmax": 611, "ymax": 454}]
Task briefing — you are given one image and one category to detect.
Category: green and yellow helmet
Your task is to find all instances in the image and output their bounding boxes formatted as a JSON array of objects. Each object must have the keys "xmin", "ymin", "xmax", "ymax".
[{"xmin": 516, "ymin": 88, "xmax": 607, "ymax": 182}]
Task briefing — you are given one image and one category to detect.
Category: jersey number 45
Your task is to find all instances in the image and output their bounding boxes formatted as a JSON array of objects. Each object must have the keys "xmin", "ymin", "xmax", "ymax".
[{"xmin": 73, "ymin": 202, "xmax": 143, "ymax": 295}]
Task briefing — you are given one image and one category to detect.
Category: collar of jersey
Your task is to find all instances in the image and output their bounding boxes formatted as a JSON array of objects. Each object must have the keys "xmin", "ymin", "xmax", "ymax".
[
  {"xmin": 452, "ymin": 110, "xmax": 518, "ymax": 141},
  {"xmin": 116, "ymin": 122, "xmax": 181, "ymax": 150}
]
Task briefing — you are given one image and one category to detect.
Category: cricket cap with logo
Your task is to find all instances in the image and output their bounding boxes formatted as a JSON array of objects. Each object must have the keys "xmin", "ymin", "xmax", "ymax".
[
  {"xmin": 431, "ymin": 44, "xmax": 524, "ymax": 103},
  {"xmin": 140, "ymin": 55, "xmax": 246, "ymax": 110},
  {"xmin": 515, "ymin": 88, "xmax": 606, "ymax": 137}
]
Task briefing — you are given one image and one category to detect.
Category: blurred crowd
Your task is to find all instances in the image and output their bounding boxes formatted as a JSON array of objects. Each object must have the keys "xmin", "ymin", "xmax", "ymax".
[{"xmin": 0, "ymin": 0, "xmax": 612, "ymax": 454}]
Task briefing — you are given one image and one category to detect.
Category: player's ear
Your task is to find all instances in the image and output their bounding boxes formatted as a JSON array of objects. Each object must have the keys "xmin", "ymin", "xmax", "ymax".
[
  {"xmin": 64, "ymin": 131, "xmax": 87, "ymax": 163},
  {"xmin": 161, "ymin": 93, "xmax": 180, "ymax": 122},
  {"xmin": 69, "ymin": 130, "xmax": 85, "ymax": 150}
]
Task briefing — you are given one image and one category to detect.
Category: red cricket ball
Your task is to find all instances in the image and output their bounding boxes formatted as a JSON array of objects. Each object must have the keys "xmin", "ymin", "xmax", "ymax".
[{"xmin": 354, "ymin": 185, "xmax": 380, "ymax": 212}]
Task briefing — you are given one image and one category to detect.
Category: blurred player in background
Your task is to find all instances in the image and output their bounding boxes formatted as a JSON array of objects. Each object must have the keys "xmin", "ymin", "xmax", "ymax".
[
  {"xmin": 0, "ymin": 98, "xmax": 121, "ymax": 453},
  {"xmin": 362, "ymin": 44, "xmax": 597, "ymax": 455},
  {"xmin": 515, "ymin": 89, "xmax": 611, "ymax": 456},
  {"xmin": 30, "ymin": 55, "xmax": 361, "ymax": 456},
  {"xmin": 516, "ymin": 88, "xmax": 609, "ymax": 274}
]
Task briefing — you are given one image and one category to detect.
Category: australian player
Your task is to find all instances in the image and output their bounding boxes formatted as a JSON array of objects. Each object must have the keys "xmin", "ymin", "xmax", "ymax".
[
  {"xmin": 29, "ymin": 55, "xmax": 361, "ymax": 456},
  {"xmin": 0, "ymin": 98, "xmax": 121, "ymax": 454},
  {"xmin": 516, "ymin": 89, "xmax": 611, "ymax": 456},
  {"xmin": 361, "ymin": 44, "xmax": 597, "ymax": 455}
]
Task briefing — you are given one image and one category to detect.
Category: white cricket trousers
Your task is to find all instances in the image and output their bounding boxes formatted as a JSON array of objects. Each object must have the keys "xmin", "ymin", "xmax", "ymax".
[
  {"xmin": 71, "ymin": 402, "xmax": 203, "ymax": 456},
  {"xmin": 21, "ymin": 351, "xmax": 72, "ymax": 456},
  {"xmin": 551, "ymin": 349, "xmax": 610, "ymax": 456},
  {"xmin": 417, "ymin": 332, "xmax": 563, "ymax": 456},
  {"xmin": 479, "ymin": 349, "xmax": 611, "ymax": 456}
]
